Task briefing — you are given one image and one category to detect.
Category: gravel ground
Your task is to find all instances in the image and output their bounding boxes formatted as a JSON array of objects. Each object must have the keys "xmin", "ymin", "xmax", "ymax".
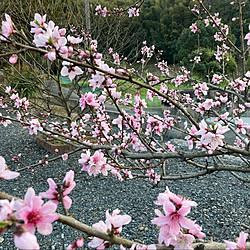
[{"xmin": 0, "ymin": 119, "xmax": 249, "ymax": 249}]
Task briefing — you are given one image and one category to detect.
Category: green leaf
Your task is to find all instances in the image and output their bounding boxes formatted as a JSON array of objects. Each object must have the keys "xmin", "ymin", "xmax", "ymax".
[
  {"xmin": 48, "ymin": 37, "xmax": 54, "ymax": 46},
  {"xmin": 0, "ymin": 221, "xmax": 11, "ymax": 228}
]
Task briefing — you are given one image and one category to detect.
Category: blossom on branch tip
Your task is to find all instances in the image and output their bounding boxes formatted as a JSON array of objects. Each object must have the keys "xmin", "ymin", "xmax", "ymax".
[
  {"xmin": 152, "ymin": 186, "xmax": 204, "ymax": 247},
  {"xmin": 128, "ymin": 7, "xmax": 140, "ymax": 17},
  {"xmin": 40, "ymin": 170, "xmax": 76, "ymax": 209},
  {"xmin": 236, "ymin": 119, "xmax": 249, "ymax": 134},
  {"xmin": 0, "ymin": 14, "xmax": 14, "ymax": 40}
]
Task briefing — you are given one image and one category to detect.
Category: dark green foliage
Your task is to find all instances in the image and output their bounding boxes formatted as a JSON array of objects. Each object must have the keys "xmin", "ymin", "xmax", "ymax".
[
  {"xmin": 182, "ymin": 48, "xmax": 237, "ymax": 79},
  {"xmin": 246, "ymin": 55, "xmax": 250, "ymax": 71},
  {"xmin": 189, "ymin": 48, "xmax": 221, "ymax": 77},
  {"xmin": 225, "ymin": 53, "xmax": 237, "ymax": 76}
]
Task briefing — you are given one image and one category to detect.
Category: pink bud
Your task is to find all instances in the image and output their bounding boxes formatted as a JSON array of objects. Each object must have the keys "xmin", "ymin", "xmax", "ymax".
[
  {"xmin": 9, "ymin": 54, "xmax": 18, "ymax": 64},
  {"xmin": 62, "ymin": 153, "xmax": 68, "ymax": 161}
]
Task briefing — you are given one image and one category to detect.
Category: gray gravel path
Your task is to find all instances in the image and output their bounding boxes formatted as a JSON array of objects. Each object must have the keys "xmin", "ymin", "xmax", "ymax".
[{"xmin": 0, "ymin": 119, "xmax": 249, "ymax": 249}]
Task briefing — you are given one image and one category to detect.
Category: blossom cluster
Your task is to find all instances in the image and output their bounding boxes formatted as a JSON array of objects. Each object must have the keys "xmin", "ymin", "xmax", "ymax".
[
  {"xmin": 152, "ymin": 187, "xmax": 206, "ymax": 249},
  {"xmin": 0, "ymin": 188, "xmax": 58, "ymax": 249},
  {"xmin": 0, "ymin": 168, "xmax": 77, "ymax": 249}
]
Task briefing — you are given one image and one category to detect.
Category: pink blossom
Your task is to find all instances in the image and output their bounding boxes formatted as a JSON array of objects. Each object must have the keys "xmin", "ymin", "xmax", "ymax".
[
  {"xmin": 22, "ymin": 97, "xmax": 29, "ymax": 109},
  {"xmin": 102, "ymin": 7, "xmax": 107, "ymax": 17},
  {"xmin": 30, "ymin": 13, "xmax": 47, "ymax": 35},
  {"xmin": 195, "ymin": 120, "xmax": 229, "ymax": 153},
  {"xmin": 95, "ymin": 4, "xmax": 107, "ymax": 17},
  {"xmin": 0, "ymin": 156, "xmax": 20, "ymax": 179},
  {"xmin": 40, "ymin": 170, "xmax": 75, "ymax": 209},
  {"xmin": 234, "ymin": 137, "xmax": 249, "ymax": 148},
  {"xmin": 61, "ymin": 61, "xmax": 83, "ymax": 81},
  {"xmin": 236, "ymin": 119, "xmax": 248, "ymax": 134},
  {"xmin": 219, "ymin": 112, "xmax": 229, "ymax": 121},
  {"xmin": 154, "ymin": 187, "xmax": 197, "ymax": 208},
  {"xmin": 0, "ymin": 199, "xmax": 15, "ymax": 221},
  {"xmin": 117, "ymin": 69, "xmax": 129, "ymax": 76},
  {"xmin": 78, "ymin": 150, "xmax": 91, "ymax": 171},
  {"xmin": 79, "ymin": 150, "xmax": 111, "ymax": 177},
  {"xmin": 88, "ymin": 220, "xmax": 109, "ymax": 249},
  {"xmin": 25, "ymin": 119, "xmax": 43, "ymax": 135},
  {"xmin": 224, "ymin": 232, "xmax": 248, "ymax": 250},
  {"xmin": 9, "ymin": 54, "xmax": 18, "ymax": 64},
  {"xmin": 128, "ymin": 8, "xmax": 140, "ymax": 17},
  {"xmin": 67, "ymin": 35, "xmax": 83, "ymax": 45},
  {"xmin": 152, "ymin": 200, "xmax": 195, "ymax": 236},
  {"xmin": 190, "ymin": 23, "xmax": 198, "ymax": 33},
  {"xmin": 188, "ymin": 223, "xmax": 206, "ymax": 239},
  {"xmin": 15, "ymin": 187, "xmax": 58, "ymax": 235},
  {"xmin": 152, "ymin": 211, "xmax": 175, "ymax": 246},
  {"xmin": 113, "ymin": 52, "xmax": 121, "ymax": 65},
  {"xmin": 89, "ymin": 73, "xmax": 105, "ymax": 91},
  {"xmin": 212, "ymin": 74, "xmax": 223, "ymax": 84},
  {"xmin": 0, "ymin": 115, "xmax": 13, "ymax": 126},
  {"xmin": 89, "ymin": 151, "xmax": 106, "ymax": 176},
  {"xmin": 0, "ymin": 14, "xmax": 14, "ymax": 40},
  {"xmin": 204, "ymin": 19, "xmax": 210, "ymax": 26},
  {"xmin": 171, "ymin": 232, "xmax": 195, "ymax": 250},
  {"xmin": 185, "ymin": 125, "xmax": 198, "ymax": 150},
  {"xmin": 66, "ymin": 238, "xmax": 84, "ymax": 250},
  {"xmin": 79, "ymin": 92, "xmax": 99, "ymax": 110},
  {"xmin": 46, "ymin": 49, "xmax": 56, "ymax": 61},
  {"xmin": 146, "ymin": 116, "xmax": 163, "ymax": 136},
  {"xmin": 14, "ymin": 226, "xmax": 40, "ymax": 250},
  {"xmin": 245, "ymin": 32, "xmax": 250, "ymax": 46},
  {"xmin": 89, "ymin": 209, "xmax": 131, "ymax": 249},
  {"xmin": 112, "ymin": 115, "xmax": 123, "ymax": 130},
  {"xmin": 62, "ymin": 153, "xmax": 68, "ymax": 161},
  {"xmin": 10, "ymin": 93, "xmax": 18, "ymax": 100},
  {"xmin": 5, "ymin": 86, "xmax": 11, "ymax": 93},
  {"xmin": 106, "ymin": 209, "xmax": 131, "ymax": 235},
  {"xmin": 166, "ymin": 141, "xmax": 175, "ymax": 152},
  {"xmin": 152, "ymin": 187, "xmax": 204, "ymax": 247}
]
